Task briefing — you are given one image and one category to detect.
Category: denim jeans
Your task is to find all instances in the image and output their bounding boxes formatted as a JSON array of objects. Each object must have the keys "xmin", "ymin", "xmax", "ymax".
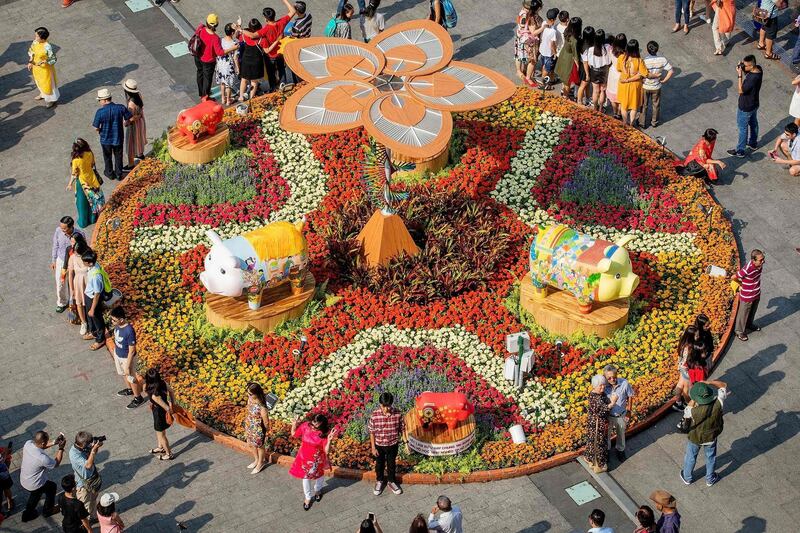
[
  {"xmin": 792, "ymin": 39, "xmax": 800, "ymax": 64},
  {"xmin": 674, "ymin": 0, "xmax": 690, "ymax": 25},
  {"xmin": 682, "ymin": 439, "xmax": 717, "ymax": 482},
  {"xmin": 736, "ymin": 108, "xmax": 759, "ymax": 153}
]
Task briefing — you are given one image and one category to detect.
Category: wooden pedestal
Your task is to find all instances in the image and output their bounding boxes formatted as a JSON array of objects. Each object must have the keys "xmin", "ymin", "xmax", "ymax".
[
  {"xmin": 519, "ymin": 274, "xmax": 630, "ymax": 339},
  {"xmin": 168, "ymin": 123, "xmax": 230, "ymax": 165},
  {"xmin": 405, "ymin": 411, "xmax": 476, "ymax": 457},
  {"xmin": 356, "ymin": 209, "xmax": 420, "ymax": 267},
  {"xmin": 205, "ymin": 272, "xmax": 315, "ymax": 333},
  {"xmin": 392, "ymin": 142, "xmax": 450, "ymax": 177}
]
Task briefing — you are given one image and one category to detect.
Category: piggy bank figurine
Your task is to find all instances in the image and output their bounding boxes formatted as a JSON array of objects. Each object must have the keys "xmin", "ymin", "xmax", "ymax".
[
  {"xmin": 416, "ymin": 392, "xmax": 475, "ymax": 430},
  {"xmin": 176, "ymin": 100, "xmax": 224, "ymax": 144},
  {"xmin": 199, "ymin": 220, "xmax": 308, "ymax": 298},
  {"xmin": 529, "ymin": 224, "xmax": 639, "ymax": 314}
]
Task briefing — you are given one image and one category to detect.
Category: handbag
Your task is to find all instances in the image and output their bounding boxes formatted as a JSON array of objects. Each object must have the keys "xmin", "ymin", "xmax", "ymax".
[
  {"xmin": 85, "ymin": 186, "xmax": 106, "ymax": 214},
  {"xmin": 93, "ymin": 166, "xmax": 104, "ymax": 186},
  {"xmin": 752, "ymin": 6, "xmax": 771, "ymax": 23},
  {"xmin": 188, "ymin": 28, "xmax": 205, "ymax": 58},
  {"xmin": 75, "ymin": 467, "xmax": 102, "ymax": 493}
]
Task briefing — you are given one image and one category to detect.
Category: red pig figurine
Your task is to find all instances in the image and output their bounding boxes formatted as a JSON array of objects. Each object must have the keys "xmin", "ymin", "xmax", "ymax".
[
  {"xmin": 416, "ymin": 392, "xmax": 475, "ymax": 430},
  {"xmin": 176, "ymin": 100, "xmax": 224, "ymax": 144}
]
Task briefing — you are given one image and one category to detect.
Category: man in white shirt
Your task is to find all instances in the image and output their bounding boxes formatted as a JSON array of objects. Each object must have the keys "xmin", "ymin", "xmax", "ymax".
[
  {"xmin": 640, "ymin": 41, "xmax": 674, "ymax": 129},
  {"xmin": 20, "ymin": 431, "xmax": 66, "ymax": 522},
  {"xmin": 588, "ymin": 508, "xmax": 615, "ymax": 533},
  {"xmin": 428, "ymin": 495, "xmax": 463, "ymax": 533},
  {"xmin": 769, "ymin": 122, "xmax": 800, "ymax": 176},
  {"xmin": 538, "ymin": 8, "xmax": 560, "ymax": 88}
]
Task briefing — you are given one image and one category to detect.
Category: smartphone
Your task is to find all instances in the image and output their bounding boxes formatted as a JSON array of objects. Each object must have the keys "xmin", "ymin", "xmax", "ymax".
[
  {"xmin": 769, "ymin": 151, "xmax": 777, "ymax": 159},
  {"xmin": 368, "ymin": 513, "xmax": 375, "ymax": 522}
]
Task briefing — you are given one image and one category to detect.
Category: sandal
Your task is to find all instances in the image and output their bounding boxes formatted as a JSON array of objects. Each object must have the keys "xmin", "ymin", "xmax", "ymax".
[
  {"xmin": 764, "ymin": 53, "xmax": 780, "ymax": 60},
  {"xmin": 672, "ymin": 24, "xmax": 681, "ymax": 33},
  {"xmin": 150, "ymin": 448, "xmax": 165, "ymax": 454},
  {"xmin": 159, "ymin": 453, "xmax": 175, "ymax": 460},
  {"xmin": 736, "ymin": 333, "xmax": 748, "ymax": 342},
  {"xmin": 89, "ymin": 342, "xmax": 105, "ymax": 351},
  {"xmin": 755, "ymin": 44, "xmax": 766, "ymax": 51}
]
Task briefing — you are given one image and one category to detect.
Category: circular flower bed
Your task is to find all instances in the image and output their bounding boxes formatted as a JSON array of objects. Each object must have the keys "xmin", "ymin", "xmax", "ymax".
[{"xmin": 96, "ymin": 89, "xmax": 737, "ymax": 477}]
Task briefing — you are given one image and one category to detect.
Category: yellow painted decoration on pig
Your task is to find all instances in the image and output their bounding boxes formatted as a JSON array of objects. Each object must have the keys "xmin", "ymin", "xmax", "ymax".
[{"xmin": 529, "ymin": 224, "xmax": 639, "ymax": 313}]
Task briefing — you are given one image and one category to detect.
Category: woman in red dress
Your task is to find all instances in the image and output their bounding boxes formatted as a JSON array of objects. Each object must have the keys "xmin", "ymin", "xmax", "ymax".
[
  {"xmin": 289, "ymin": 414, "xmax": 338, "ymax": 511},
  {"xmin": 681, "ymin": 128, "xmax": 726, "ymax": 182}
]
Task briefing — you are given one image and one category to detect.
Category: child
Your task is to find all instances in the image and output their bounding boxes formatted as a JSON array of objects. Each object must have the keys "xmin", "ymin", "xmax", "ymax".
[
  {"xmin": 59, "ymin": 474, "xmax": 91, "ymax": 533},
  {"xmin": 363, "ymin": 3, "xmax": 385, "ymax": 42},
  {"xmin": 97, "ymin": 492, "xmax": 125, "ymax": 533},
  {"xmin": 587, "ymin": 508, "xmax": 614, "ymax": 533},
  {"xmin": 538, "ymin": 8, "xmax": 559, "ymax": 89}
]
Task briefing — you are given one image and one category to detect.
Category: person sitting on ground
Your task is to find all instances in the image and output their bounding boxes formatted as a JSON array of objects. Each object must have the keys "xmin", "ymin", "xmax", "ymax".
[
  {"xmin": 680, "ymin": 128, "xmax": 725, "ymax": 183},
  {"xmin": 588, "ymin": 508, "xmax": 614, "ymax": 532},
  {"xmin": 769, "ymin": 121, "xmax": 800, "ymax": 176},
  {"xmin": 428, "ymin": 495, "xmax": 463, "ymax": 533},
  {"xmin": 649, "ymin": 490, "xmax": 681, "ymax": 533},
  {"xmin": 59, "ymin": 474, "xmax": 90, "ymax": 533},
  {"xmin": 634, "ymin": 505, "xmax": 657, "ymax": 533},
  {"xmin": 97, "ymin": 492, "xmax": 125, "ymax": 533}
]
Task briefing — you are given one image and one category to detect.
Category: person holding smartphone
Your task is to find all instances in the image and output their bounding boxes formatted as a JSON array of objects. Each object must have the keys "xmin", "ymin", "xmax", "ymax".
[
  {"xmin": 20, "ymin": 431, "xmax": 66, "ymax": 522},
  {"xmin": 768, "ymin": 121, "xmax": 800, "ymax": 176},
  {"xmin": 357, "ymin": 513, "xmax": 383, "ymax": 533}
]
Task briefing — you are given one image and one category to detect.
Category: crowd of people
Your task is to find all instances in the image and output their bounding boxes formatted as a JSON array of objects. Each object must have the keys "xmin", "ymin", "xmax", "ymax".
[{"xmin": 10, "ymin": 0, "xmax": 787, "ymax": 531}]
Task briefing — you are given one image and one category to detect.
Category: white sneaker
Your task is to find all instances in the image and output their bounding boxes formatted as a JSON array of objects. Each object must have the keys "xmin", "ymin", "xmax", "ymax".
[{"xmin": 80, "ymin": 323, "xmax": 87, "ymax": 335}]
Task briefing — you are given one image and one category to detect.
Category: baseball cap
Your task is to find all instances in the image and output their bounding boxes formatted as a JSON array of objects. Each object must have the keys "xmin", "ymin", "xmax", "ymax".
[
  {"xmin": 99, "ymin": 492, "xmax": 120, "ymax": 507},
  {"xmin": 207, "ymin": 13, "xmax": 219, "ymax": 26}
]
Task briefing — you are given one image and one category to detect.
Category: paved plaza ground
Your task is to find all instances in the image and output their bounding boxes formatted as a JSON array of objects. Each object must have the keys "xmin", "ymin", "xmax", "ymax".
[{"xmin": 0, "ymin": 0, "xmax": 798, "ymax": 531}]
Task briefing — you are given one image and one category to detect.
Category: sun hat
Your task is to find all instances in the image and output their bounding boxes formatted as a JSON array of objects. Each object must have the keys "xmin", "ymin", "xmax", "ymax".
[
  {"xmin": 206, "ymin": 13, "xmax": 219, "ymax": 26},
  {"xmin": 99, "ymin": 492, "xmax": 120, "ymax": 507},
  {"xmin": 649, "ymin": 490, "xmax": 676, "ymax": 510},
  {"xmin": 123, "ymin": 79, "xmax": 139, "ymax": 93},
  {"xmin": 96, "ymin": 88, "xmax": 112, "ymax": 100},
  {"xmin": 689, "ymin": 381, "xmax": 718, "ymax": 405}
]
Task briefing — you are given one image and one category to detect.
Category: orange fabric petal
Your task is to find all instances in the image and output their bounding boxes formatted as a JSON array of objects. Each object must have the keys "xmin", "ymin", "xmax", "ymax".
[
  {"xmin": 369, "ymin": 20, "xmax": 453, "ymax": 76},
  {"xmin": 280, "ymin": 79, "xmax": 379, "ymax": 134},
  {"xmin": 283, "ymin": 38, "xmax": 385, "ymax": 82},
  {"xmin": 405, "ymin": 61, "xmax": 517, "ymax": 112}
]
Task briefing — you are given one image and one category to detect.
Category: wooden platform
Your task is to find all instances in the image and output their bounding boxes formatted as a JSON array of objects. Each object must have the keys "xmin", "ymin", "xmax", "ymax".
[
  {"xmin": 168, "ymin": 123, "xmax": 230, "ymax": 165},
  {"xmin": 405, "ymin": 411, "xmax": 476, "ymax": 456},
  {"xmin": 205, "ymin": 272, "xmax": 315, "ymax": 333},
  {"xmin": 520, "ymin": 274, "xmax": 630, "ymax": 339},
  {"xmin": 392, "ymin": 141, "xmax": 451, "ymax": 177}
]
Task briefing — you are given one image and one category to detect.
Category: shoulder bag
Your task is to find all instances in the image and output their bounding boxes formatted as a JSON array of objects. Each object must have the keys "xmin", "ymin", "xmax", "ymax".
[{"xmin": 75, "ymin": 466, "xmax": 102, "ymax": 493}]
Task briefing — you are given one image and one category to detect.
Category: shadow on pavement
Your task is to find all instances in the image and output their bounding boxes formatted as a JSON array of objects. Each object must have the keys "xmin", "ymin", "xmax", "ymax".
[
  {"xmin": 660, "ymin": 67, "xmax": 732, "ymax": 128},
  {"xmin": 454, "ymin": 22, "xmax": 515, "ymax": 61},
  {"xmin": 757, "ymin": 292, "xmax": 800, "ymax": 328},
  {"xmin": 0, "ymin": 178, "xmax": 25, "ymax": 199},
  {"xmin": 715, "ymin": 409, "xmax": 800, "ymax": 479},
  {"xmin": 122, "ymin": 459, "xmax": 212, "ymax": 514},
  {"xmin": 58, "ymin": 63, "xmax": 140, "ymax": 105},
  {"xmin": 382, "ymin": 0, "xmax": 427, "ymax": 22},
  {"xmin": 716, "ymin": 343, "xmax": 786, "ymax": 415},
  {"xmin": 137, "ymin": 500, "xmax": 214, "ymax": 531},
  {"xmin": 520, "ymin": 520, "xmax": 553, "ymax": 532},
  {"xmin": 0, "ymin": 403, "xmax": 51, "ymax": 436},
  {"xmin": 735, "ymin": 515, "xmax": 768, "ymax": 533}
]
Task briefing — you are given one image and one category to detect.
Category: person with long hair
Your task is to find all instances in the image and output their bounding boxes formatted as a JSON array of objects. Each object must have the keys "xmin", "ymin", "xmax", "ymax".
[
  {"xmin": 695, "ymin": 313, "xmax": 715, "ymax": 360},
  {"xmin": 238, "ymin": 19, "xmax": 265, "ymax": 101},
  {"xmin": 145, "ymin": 369, "xmax": 176, "ymax": 461},
  {"xmin": 68, "ymin": 138, "xmax": 103, "ymax": 228},
  {"xmin": 607, "ymin": 33, "xmax": 627, "ymax": 119},
  {"xmin": 555, "ymin": 17, "xmax": 581, "ymax": 99},
  {"xmin": 67, "ymin": 233, "xmax": 90, "ymax": 335},
  {"xmin": 577, "ymin": 26, "xmax": 594, "ymax": 106},
  {"xmin": 28, "ymin": 27, "xmax": 59, "ymax": 108},
  {"xmin": 243, "ymin": 382, "xmax": 271, "ymax": 474},
  {"xmin": 673, "ymin": 325, "xmax": 700, "ymax": 408},
  {"xmin": 408, "ymin": 514, "xmax": 428, "ymax": 533},
  {"xmin": 681, "ymin": 128, "xmax": 725, "ymax": 182},
  {"xmin": 216, "ymin": 24, "xmax": 240, "ymax": 106},
  {"xmin": 289, "ymin": 413, "xmax": 338, "ymax": 510},
  {"xmin": 582, "ymin": 28, "xmax": 612, "ymax": 111},
  {"xmin": 122, "ymin": 80, "xmax": 146, "ymax": 170},
  {"xmin": 616, "ymin": 39, "xmax": 648, "ymax": 126},
  {"xmin": 357, "ymin": 516, "xmax": 384, "ymax": 533},
  {"xmin": 514, "ymin": 0, "xmax": 544, "ymax": 85}
]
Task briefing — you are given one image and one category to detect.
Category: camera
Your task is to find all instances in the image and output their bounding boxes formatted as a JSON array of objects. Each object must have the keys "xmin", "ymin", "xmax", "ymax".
[
  {"xmin": 92, "ymin": 435, "xmax": 107, "ymax": 444},
  {"xmin": 737, "ymin": 62, "xmax": 744, "ymax": 71}
]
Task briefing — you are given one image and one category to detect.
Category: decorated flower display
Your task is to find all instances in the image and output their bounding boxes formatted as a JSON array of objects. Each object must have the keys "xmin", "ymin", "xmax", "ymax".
[{"xmin": 95, "ymin": 89, "xmax": 737, "ymax": 476}]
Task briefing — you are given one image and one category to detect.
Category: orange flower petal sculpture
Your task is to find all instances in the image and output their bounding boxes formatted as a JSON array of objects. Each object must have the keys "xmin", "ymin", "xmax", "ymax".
[{"xmin": 281, "ymin": 20, "xmax": 517, "ymax": 160}]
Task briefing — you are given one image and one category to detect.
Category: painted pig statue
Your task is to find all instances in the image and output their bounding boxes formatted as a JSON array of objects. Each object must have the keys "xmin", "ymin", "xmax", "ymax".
[
  {"xmin": 416, "ymin": 392, "xmax": 475, "ymax": 430},
  {"xmin": 176, "ymin": 100, "xmax": 224, "ymax": 144},
  {"xmin": 529, "ymin": 224, "xmax": 639, "ymax": 314},
  {"xmin": 199, "ymin": 220, "xmax": 308, "ymax": 298}
]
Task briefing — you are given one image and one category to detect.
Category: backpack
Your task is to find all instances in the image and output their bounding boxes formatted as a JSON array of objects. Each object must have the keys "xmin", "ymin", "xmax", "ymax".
[
  {"xmin": 324, "ymin": 17, "xmax": 338, "ymax": 37},
  {"xmin": 687, "ymin": 365, "xmax": 708, "ymax": 384},
  {"xmin": 188, "ymin": 27, "xmax": 205, "ymax": 57},
  {"xmin": 442, "ymin": 0, "xmax": 458, "ymax": 29}
]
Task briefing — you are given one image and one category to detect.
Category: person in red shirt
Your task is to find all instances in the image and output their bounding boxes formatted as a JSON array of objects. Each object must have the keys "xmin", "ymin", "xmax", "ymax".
[
  {"xmin": 241, "ymin": 0, "xmax": 296, "ymax": 92},
  {"xmin": 731, "ymin": 249, "xmax": 765, "ymax": 341},
  {"xmin": 194, "ymin": 14, "xmax": 226, "ymax": 100}
]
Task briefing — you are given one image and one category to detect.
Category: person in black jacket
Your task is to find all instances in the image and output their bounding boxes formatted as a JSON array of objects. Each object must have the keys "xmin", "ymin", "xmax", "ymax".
[{"xmin": 728, "ymin": 55, "xmax": 762, "ymax": 158}]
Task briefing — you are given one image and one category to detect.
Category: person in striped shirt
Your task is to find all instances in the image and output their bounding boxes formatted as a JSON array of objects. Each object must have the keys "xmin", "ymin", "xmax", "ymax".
[
  {"xmin": 731, "ymin": 249, "xmax": 765, "ymax": 341},
  {"xmin": 290, "ymin": 1, "xmax": 312, "ymax": 38}
]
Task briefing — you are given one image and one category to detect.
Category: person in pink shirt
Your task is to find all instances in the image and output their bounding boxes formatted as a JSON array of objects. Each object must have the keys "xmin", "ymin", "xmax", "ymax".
[
  {"xmin": 193, "ymin": 14, "xmax": 225, "ymax": 100},
  {"xmin": 97, "ymin": 492, "xmax": 125, "ymax": 533},
  {"xmin": 731, "ymin": 249, "xmax": 765, "ymax": 341},
  {"xmin": 288, "ymin": 414, "xmax": 338, "ymax": 511}
]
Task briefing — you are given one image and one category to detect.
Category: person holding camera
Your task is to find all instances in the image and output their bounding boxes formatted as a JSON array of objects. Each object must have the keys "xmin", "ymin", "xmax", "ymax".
[
  {"xmin": 70, "ymin": 431, "xmax": 103, "ymax": 518},
  {"xmin": 368, "ymin": 392, "xmax": 404, "ymax": 496},
  {"xmin": 20, "ymin": 430, "xmax": 66, "ymax": 522},
  {"xmin": 727, "ymin": 56, "xmax": 762, "ymax": 158}
]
